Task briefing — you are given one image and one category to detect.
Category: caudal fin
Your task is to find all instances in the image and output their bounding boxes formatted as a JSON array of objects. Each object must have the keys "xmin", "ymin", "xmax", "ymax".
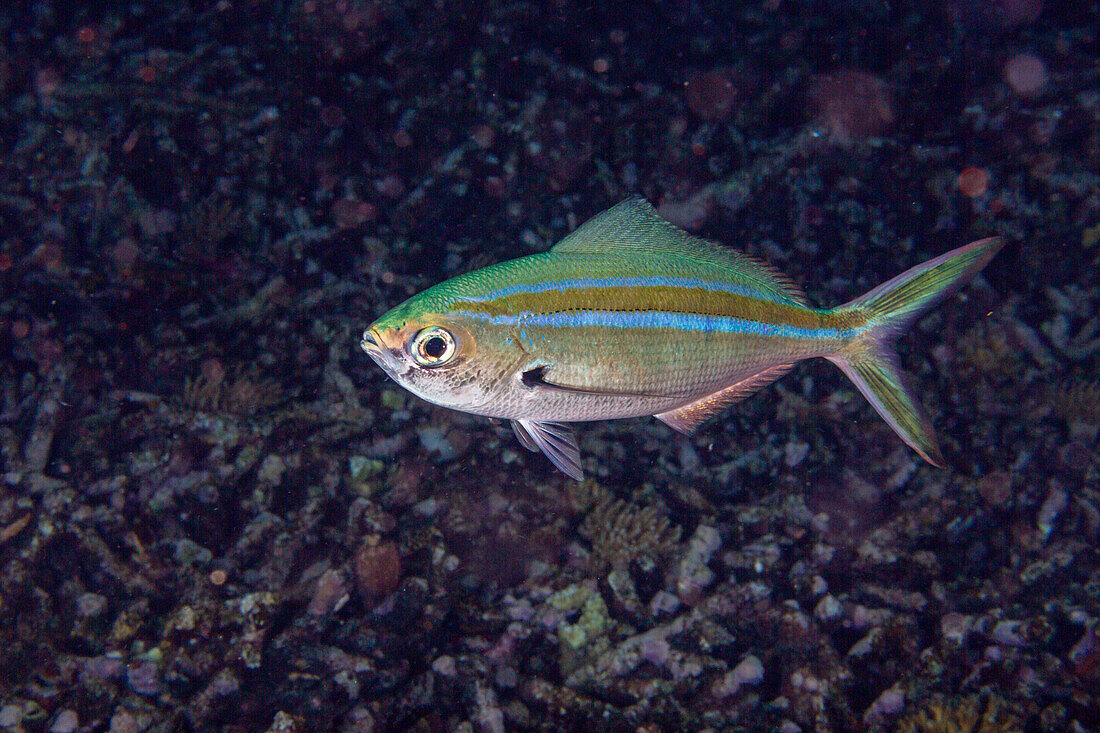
[{"xmin": 827, "ymin": 237, "xmax": 1004, "ymax": 466}]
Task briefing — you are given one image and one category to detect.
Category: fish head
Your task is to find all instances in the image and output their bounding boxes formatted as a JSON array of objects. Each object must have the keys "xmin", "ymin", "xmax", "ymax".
[{"xmin": 361, "ymin": 288, "xmax": 524, "ymax": 415}]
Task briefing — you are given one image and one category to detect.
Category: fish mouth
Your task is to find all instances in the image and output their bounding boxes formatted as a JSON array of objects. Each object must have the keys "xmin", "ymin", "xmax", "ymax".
[{"xmin": 360, "ymin": 328, "xmax": 403, "ymax": 376}]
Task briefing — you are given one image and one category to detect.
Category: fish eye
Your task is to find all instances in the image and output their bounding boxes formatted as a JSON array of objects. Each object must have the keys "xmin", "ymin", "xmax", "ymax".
[{"xmin": 411, "ymin": 327, "xmax": 457, "ymax": 367}]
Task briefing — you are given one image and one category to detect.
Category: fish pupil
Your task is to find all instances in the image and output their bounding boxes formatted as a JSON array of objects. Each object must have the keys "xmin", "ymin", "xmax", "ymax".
[{"xmin": 423, "ymin": 336, "xmax": 447, "ymax": 358}]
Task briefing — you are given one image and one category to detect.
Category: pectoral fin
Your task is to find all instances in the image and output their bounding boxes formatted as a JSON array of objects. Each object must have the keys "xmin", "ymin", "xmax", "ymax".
[
  {"xmin": 655, "ymin": 363, "xmax": 795, "ymax": 434},
  {"xmin": 521, "ymin": 364, "xmax": 671, "ymax": 398},
  {"xmin": 511, "ymin": 419, "xmax": 583, "ymax": 480}
]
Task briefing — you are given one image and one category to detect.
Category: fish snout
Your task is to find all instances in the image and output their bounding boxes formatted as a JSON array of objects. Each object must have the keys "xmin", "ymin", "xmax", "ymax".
[
  {"xmin": 360, "ymin": 327, "xmax": 382, "ymax": 354},
  {"xmin": 361, "ymin": 327, "xmax": 401, "ymax": 375}
]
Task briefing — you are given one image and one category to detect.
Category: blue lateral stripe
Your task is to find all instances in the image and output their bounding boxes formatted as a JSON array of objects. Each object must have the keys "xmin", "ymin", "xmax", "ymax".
[
  {"xmin": 455, "ymin": 276, "xmax": 795, "ymax": 305},
  {"xmin": 454, "ymin": 309, "xmax": 854, "ymax": 340}
]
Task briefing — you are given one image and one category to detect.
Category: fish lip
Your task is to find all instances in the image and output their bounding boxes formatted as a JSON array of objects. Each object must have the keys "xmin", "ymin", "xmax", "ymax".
[{"xmin": 360, "ymin": 328, "xmax": 402, "ymax": 376}]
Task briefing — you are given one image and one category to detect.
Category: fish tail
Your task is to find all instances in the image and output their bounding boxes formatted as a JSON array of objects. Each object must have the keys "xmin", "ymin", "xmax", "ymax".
[{"xmin": 826, "ymin": 237, "xmax": 1004, "ymax": 466}]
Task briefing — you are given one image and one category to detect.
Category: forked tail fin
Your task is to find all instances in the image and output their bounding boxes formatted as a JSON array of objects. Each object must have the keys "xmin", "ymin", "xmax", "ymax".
[{"xmin": 826, "ymin": 237, "xmax": 1004, "ymax": 466}]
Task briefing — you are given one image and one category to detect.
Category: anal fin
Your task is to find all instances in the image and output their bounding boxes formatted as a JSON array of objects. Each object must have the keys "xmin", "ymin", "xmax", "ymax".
[
  {"xmin": 654, "ymin": 363, "xmax": 795, "ymax": 435},
  {"xmin": 511, "ymin": 419, "xmax": 583, "ymax": 480}
]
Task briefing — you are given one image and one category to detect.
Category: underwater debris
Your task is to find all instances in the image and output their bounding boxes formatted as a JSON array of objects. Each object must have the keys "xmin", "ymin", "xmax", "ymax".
[
  {"xmin": 897, "ymin": 694, "xmax": 1022, "ymax": 733},
  {"xmin": 673, "ymin": 524, "xmax": 721, "ymax": 603}
]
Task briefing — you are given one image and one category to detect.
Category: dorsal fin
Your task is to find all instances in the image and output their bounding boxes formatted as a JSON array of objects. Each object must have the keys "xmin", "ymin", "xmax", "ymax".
[{"xmin": 552, "ymin": 198, "xmax": 809, "ymax": 306}]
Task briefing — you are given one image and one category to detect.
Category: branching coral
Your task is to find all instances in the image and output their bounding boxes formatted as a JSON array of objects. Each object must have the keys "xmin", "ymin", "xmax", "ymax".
[
  {"xmin": 578, "ymin": 492, "xmax": 681, "ymax": 571},
  {"xmin": 179, "ymin": 193, "xmax": 243, "ymax": 256},
  {"xmin": 897, "ymin": 694, "xmax": 1022, "ymax": 733},
  {"xmin": 181, "ymin": 361, "xmax": 282, "ymax": 416},
  {"xmin": 956, "ymin": 320, "xmax": 1023, "ymax": 380},
  {"xmin": 1051, "ymin": 377, "xmax": 1100, "ymax": 425}
]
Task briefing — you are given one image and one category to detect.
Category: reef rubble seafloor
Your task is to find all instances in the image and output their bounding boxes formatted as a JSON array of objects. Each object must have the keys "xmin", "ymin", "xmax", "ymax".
[{"xmin": 0, "ymin": 1, "xmax": 1098, "ymax": 731}]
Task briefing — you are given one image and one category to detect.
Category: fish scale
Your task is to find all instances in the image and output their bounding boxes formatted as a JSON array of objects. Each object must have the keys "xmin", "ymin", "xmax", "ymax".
[{"xmin": 445, "ymin": 254, "xmax": 857, "ymax": 400}]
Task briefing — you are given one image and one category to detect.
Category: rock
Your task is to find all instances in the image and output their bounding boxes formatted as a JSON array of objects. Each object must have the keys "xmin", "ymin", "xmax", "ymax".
[
  {"xmin": 353, "ymin": 537, "xmax": 401, "ymax": 603},
  {"xmin": 814, "ymin": 594, "xmax": 842, "ymax": 622},
  {"xmin": 76, "ymin": 592, "xmax": 108, "ymax": 618},
  {"xmin": 432, "ymin": 655, "xmax": 457, "ymax": 677},
  {"xmin": 49, "ymin": 710, "xmax": 79, "ymax": 733},
  {"xmin": 307, "ymin": 568, "xmax": 350, "ymax": 615},
  {"xmin": 713, "ymin": 654, "xmax": 765, "ymax": 697},
  {"xmin": 992, "ymin": 620, "xmax": 1026, "ymax": 647},
  {"xmin": 0, "ymin": 706, "xmax": 23, "ymax": 728},
  {"xmin": 863, "ymin": 685, "xmax": 905, "ymax": 722}
]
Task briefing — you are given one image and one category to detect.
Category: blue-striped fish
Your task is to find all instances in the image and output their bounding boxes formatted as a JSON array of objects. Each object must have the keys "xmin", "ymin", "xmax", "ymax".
[{"xmin": 361, "ymin": 198, "xmax": 1003, "ymax": 479}]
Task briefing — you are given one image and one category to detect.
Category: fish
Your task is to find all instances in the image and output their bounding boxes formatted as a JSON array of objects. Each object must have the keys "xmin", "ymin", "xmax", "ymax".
[{"xmin": 361, "ymin": 198, "xmax": 1003, "ymax": 480}]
